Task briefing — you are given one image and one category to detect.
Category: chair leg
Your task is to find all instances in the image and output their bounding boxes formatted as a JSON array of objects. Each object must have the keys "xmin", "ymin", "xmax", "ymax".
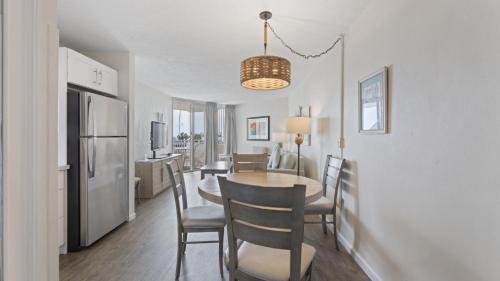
[
  {"xmin": 321, "ymin": 214, "xmax": 328, "ymax": 234},
  {"xmin": 175, "ymin": 231, "xmax": 183, "ymax": 280},
  {"xmin": 306, "ymin": 262, "xmax": 313, "ymax": 281},
  {"xmin": 333, "ymin": 221, "xmax": 339, "ymax": 251},
  {"xmin": 182, "ymin": 233, "xmax": 188, "ymax": 255},
  {"xmin": 218, "ymin": 229, "xmax": 224, "ymax": 278}
]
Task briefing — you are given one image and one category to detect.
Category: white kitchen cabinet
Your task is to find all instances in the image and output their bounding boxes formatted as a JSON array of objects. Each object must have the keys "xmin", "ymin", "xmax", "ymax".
[
  {"xmin": 96, "ymin": 66, "xmax": 118, "ymax": 96},
  {"xmin": 63, "ymin": 48, "xmax": 118, "ymax": 96}
]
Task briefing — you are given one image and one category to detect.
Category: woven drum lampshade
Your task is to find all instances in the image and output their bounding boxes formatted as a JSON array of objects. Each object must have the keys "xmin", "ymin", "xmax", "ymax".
[{"xmin": 240, "ymin": 55, "xmax": 291, "ymax": 90}]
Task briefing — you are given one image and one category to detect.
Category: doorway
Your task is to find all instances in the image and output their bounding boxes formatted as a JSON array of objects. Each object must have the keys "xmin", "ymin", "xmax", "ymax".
[{"xmin": 172, "ymin": 99, "xmax": 206, "ymax": 171}]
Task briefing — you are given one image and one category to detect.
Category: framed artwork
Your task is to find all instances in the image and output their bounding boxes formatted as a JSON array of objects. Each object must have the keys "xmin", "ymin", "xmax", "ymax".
[
  {"xmin": 247, "ymin": 116, "xmax": 270, "ymax": 141},
  {"xmin": 358, "ymin": 67, "xmax": 388, "ymax": 134}
]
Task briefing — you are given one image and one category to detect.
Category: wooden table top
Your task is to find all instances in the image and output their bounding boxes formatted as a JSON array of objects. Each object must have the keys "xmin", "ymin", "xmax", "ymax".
[
  {"xmin": 200, "ymin": 161, "xmax": 231, "ymax": 171},
  {"xmin": 198, "ymin": 172, "xmax": 323, "ymax": 205}
]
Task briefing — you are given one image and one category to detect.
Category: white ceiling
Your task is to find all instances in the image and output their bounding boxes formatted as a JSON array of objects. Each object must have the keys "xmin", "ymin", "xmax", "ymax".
[{"xmin": 58, "ymin": 0, "xmax": 370, "ymax": 104}]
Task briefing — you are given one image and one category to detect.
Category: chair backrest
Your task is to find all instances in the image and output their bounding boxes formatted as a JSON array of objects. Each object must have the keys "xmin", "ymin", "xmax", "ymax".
[
  {"xmin": 218, "ymin": 176, "xmax": 306, "ymax": 281},
  {"xmin": 321, "ymin": 155, "xmax": 345, "ymax": 212},
  {"xmin": 232, "ymin": 153, "xmax": 268, "ymax": 172},
  {"xmin": 166, "ymin": 158, "xmax": 188, "ymax": 230}
]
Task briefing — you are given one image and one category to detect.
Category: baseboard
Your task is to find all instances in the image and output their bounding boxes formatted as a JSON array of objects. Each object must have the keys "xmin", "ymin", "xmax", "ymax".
[
  {"xmin": 337, "ymin": 232, "xmax": 383, "ymax": 281},
  {"xmin": 59, "ymin": 244, "xmax": 67, "ymax": 255},
  {"xmin": 128, "ymin": 212, "xmax": 136, "ymax": 221}
]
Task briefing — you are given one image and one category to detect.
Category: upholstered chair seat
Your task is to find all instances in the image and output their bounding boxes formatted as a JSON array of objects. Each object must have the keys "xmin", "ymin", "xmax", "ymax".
[
  {"xmin": 236, "ymin": 242, "xmax": 316, "ymax": 281},
  {"xmin": 304, "ymin": 196, "xmax": 334, "ymax": 214},
  {"xmin": 181, "ymin": 206, "xmax": 226, "ymax": 228}
]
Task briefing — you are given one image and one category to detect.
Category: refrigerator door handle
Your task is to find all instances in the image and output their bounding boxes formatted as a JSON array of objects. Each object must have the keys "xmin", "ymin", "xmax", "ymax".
[
  {"xmin": 87, "ymin": 95, "xmax": 97, "ymax": 178},
  {"xmin": 87, "ymin": 139, "xmax": 91, "ymax": 177},
  {"xmin": 92, "ymin": 97, "xmax": 97, "ymax": 178},
  {"xmin": 86, "ymin": 94, "xmax": 98, "ymax": 137},
  {"xmin": 90, "ymin": 137, "xmax": 96, "ymax": 178},
  {"xmin": 87, "ymin": 95, "xmax": 92, "ymax": 136}
]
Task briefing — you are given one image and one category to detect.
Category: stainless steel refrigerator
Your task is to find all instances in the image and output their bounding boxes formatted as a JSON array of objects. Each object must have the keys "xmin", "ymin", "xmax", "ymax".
[{"xmin": 67, "ymin": 89, "xmax": 128, "ymax": 251}]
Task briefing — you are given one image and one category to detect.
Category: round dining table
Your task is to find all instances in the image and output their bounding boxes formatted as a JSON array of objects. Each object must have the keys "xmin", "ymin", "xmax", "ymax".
[{"xmin": 198, "ymin": 172, "xmax": 323, "ymax": 205}]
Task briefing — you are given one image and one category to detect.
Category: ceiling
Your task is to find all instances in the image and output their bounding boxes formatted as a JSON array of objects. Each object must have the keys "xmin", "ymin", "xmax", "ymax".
[{"xmin": 58, "ymin": 0, "xmax": 370, "ymax": 104}]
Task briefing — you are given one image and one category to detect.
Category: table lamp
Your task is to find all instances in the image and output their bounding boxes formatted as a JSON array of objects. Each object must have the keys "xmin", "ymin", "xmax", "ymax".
[{"xmin": 287, "ymin": 116, "xmax": 311, "ymax": 176}]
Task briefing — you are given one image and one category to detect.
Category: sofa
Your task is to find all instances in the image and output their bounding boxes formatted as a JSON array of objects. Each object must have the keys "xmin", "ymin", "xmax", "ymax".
[
  {"xmin": 268, "ymin": 152, "xmax": 305, "ymax": 176},
  {"xmin": 252, "ymin": 146, "xmax": 305, "ymax": 176}
]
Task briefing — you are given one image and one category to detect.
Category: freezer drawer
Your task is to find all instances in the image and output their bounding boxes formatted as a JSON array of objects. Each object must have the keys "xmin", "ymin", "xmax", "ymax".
[
  {"xmin": 80, "ymin": 137, "xmax": 128, "ymax": 246},
  {"xmin": 81, "ymin": 92, "xmax": 128, "ymax": 137}
]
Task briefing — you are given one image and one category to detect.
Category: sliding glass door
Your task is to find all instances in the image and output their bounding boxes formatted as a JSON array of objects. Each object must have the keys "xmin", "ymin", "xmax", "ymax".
[
  {"xmin": 172, "ymin": 100, "xmax": 205, "ymax": 171},
  {"xmin": 192, "ymin": 104, "xmax": 205, "ymax": 170},
  {"xmin": 173, "ymin": 100, "xmax": 192, "ymax": 170}
]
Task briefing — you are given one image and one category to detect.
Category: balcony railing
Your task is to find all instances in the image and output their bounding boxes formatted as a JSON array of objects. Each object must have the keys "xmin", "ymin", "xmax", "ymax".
[{"xmin": 173, "ymin": 139, "xmax": 205, "ymax": 170}]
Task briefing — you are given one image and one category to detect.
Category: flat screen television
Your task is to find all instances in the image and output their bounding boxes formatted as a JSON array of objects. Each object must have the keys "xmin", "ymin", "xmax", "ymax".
[{"xmin": 150, "ymin": 121, "xmax": 166, "ymax": 158}]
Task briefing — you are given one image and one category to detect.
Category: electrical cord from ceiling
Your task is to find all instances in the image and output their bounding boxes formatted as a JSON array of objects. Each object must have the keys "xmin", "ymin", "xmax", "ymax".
[{"xmin": 267, "ymin": 22, "xmax": 342, "ymax": 60}]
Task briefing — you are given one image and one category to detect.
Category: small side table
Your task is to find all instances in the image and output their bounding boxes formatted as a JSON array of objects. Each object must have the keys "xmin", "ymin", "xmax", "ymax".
[
  {"xmin": 200, "ymin": 161, "xmax": 232, "ymax": 180},
  {"xmin": 134, "ymin": 177, "xmax": 141, "ymax": 204}
]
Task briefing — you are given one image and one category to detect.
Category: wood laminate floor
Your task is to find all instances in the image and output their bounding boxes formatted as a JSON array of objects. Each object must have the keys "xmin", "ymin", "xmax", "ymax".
[{"xmin": 60, "ymin": 171, "xmax": 370, "ymax": 281}]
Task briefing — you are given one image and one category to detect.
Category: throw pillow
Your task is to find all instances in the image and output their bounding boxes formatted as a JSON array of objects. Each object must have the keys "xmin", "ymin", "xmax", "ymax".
[
  {"xmin": 279, "ymin": 153, "xmax": 296, "ymax": 169},
  {"xmin": 268, "ymin": 143, "xmax": 281, "ymax": 168},
  {"xmin": 278, "ymin": 153, "xmax": 288, "ymax": 169}
]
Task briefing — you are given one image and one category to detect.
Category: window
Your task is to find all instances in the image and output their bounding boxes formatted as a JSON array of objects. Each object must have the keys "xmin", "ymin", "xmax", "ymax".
[
  {"xmin": 217, "ymin": 106, "xmax": 225, "ymax": 144},
  {"xmin": 172, "ymin": 99, "xmax": 206, "ymax": 170}
]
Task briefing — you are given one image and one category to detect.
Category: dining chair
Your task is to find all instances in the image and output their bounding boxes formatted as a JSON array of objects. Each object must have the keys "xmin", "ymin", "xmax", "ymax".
[
  {"xmin": 232, "ymin": 153, "xmax": 268, "ymax": 172},
  {"xmin": 218, "ymin": 176, "xmax": 315, "ymax": 281},
  {"xmin": 166, "ymin": 159, "xmax": 226, "ymax": 280},
  {"xmin": 304, "ymin": 155, "xmax": 345, "ymax": 250}
]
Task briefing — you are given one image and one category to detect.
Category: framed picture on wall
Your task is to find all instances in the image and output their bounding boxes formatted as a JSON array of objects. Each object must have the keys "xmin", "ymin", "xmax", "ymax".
[
  {"xmin": 247, "ymin": 116, "xmax": 270, "ymax": 141},
  {"xmin": 358, "ymin": 67, "xmax": 388, "ymax": 134}
]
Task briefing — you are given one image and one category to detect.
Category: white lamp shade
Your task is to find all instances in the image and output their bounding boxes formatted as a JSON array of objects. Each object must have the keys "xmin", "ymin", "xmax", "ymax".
[
  {"xmin": 287, "ymin": 117, "xmax": 311, "ymax": 134},
  {"xmin": 271, "ymin": 131, "xmax": 289, "ymax": 143}
]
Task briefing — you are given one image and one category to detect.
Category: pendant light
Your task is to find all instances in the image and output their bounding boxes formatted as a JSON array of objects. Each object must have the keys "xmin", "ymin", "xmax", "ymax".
[{"xmin": 240, "ymin": 11, "xmax": 291, "ymax": 90}]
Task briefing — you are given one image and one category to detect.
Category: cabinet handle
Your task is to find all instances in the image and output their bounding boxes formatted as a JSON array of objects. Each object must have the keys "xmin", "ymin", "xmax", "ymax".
[
  {"xmin": 93, "ymin": 69, "xmax": 99, "ymax": 84},
  {"xmin": 98, "ymin": 70, "xmax": 103, "ymax": 85}
]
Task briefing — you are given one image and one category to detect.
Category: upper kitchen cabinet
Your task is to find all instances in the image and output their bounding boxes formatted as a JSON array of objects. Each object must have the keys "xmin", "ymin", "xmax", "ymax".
[{"xmin": 61, "ymin": 47, "xmax": 118, "ymax": 96}]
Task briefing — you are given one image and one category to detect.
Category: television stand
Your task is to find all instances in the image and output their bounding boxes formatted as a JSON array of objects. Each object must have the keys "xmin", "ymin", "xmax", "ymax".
[
  {"xmin": 148, "ymin": 151, "xmax": 174, "ymax": 160},
  {"xmin": 135, "ymin": 154, "xmax": 183, "ymax": 198},
  {"xmin": 150, "ymin": 150, "xmax": 159, "ymax": 159}
]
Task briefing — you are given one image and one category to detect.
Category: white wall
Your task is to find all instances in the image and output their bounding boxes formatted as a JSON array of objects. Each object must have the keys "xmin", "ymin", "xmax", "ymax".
[
  {"xmin": 134, "ymin": 81, "xmax": 173, "ymax": 160},
  {"xmin": 235, "ymin": 97, "xmax": 289, "ymax": 154},
  {"xmin": 288, "ymin": 55, "xmax": 343, "ymax": 180},
  {"xmin": 288, "ymin": 0, "xmax": 500, "ymax": 280}
]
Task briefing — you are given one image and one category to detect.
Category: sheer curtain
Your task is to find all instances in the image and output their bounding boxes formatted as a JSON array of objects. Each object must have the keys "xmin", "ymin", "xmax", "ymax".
[
  {"xmin": 205, "ymin": 102, "xmax": 218, "ymax": 164},
  {"xmin": 224, "ymin": 105, "xmax": 237, "ymax": 155}
]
